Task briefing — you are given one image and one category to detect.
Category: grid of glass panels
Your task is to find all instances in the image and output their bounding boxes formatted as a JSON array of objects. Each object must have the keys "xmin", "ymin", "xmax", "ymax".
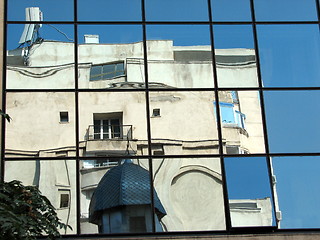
[{"xmin": 3, "ymin": 0, "xmax": 320, "ymax": 236}]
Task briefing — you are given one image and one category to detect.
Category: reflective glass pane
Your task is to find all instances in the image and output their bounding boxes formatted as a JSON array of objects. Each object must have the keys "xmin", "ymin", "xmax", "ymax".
[
  {"xmin": 225, "ymin": 157, "xmax": 276, "ymax": 227},
  {"xmin": 258, "ymin": 25, "xmax": 320, "ymax": 88},
  {"xmin": 4, "ymin": 160, "xmax": 77, "ymax": 234},
  {"xmin": 78, "ymin": 25, "xmax": 144, "ymax": 89},
  {"xmin": 264, "ymin": 90, "xmax": 320, "ymax": 153},
  {"xmin": 272, "ymin": 156, "xmax": 320, "ymax": 228},
  {"xmin": 218, "ymin": 91, "xmax": 265, "ymax": 154},
  {"xmin": 8, "ymin": 0, "xmax": 74, "ymax": 21},
  {"xmin": 5, "ymin": 92, "xmax": 76, "ymax": 158},
  {"xmin": 80, "ymin": 159, "xmax": 153, "ymax": 234},
  {"xmin": 146, "ymin": 0, "xmax": 209, "ymax": 21},
  {"xmin": 211, "ymin": 0, "xmax": 252, "ymax": 21},
  {"xmin": 7, "ymin": 24, "xmax": 75, "ymax": 89},
  {"xmin": 213, "ymin": 25, "xmax": 258, "ymax": 88},
  {"xmin": 149, "ymin": 91, "xmax": 219, "ymax": 156},
  {"xmin": 254, "ymin": 0, "xmax": 318, "ymax": 21},
  {"xmin": 146, "ymin": 25, "xmax": 214, "ymax": 88},
  {"xmin": 79, "ymin": 92, "xmax": 147, "ymax": 157},
  {"xmin": 153, "ymin": 157, "xmax": 226, "ymax": 231},
  {"xmin": 78, "ymin": 0, "xmax": 141, "ymax": 21}
]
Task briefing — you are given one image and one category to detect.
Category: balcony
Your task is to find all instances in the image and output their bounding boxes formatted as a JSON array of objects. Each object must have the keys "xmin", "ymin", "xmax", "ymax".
[{"xmin": 85, "ymin": 124, "xmax": 133, "ymax": 141}]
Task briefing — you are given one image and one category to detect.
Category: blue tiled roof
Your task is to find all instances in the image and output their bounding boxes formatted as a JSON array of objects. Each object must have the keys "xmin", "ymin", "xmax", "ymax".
[{"xmin": 89, "ymin": 161, "xmax": 166, "ymax": 224}]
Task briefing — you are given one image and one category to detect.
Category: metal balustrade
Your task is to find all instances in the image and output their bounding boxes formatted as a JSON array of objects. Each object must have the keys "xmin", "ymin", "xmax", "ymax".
[{"xmin": 85, "ymin": 124, "xmax": 133, "ymax": 141}]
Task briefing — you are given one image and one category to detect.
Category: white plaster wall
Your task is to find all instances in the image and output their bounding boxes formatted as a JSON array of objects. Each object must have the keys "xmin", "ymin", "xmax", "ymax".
[
  {"xmin": 6, "ymin": 92, "xmax": 76, "ymax": 151},
  {"xmin": 217, "ymin": 65, "xmax": 258, "ymax": 88},
  {"xmin": 148, "ymin": 61, "xmax": 214, "ymax": 88},
  {"xmin": 149, "ymin": 91, "xmax": 218, "ymax": 142},
  {"xmin": 153, "ymin": 158, "xmax": 225, "ymax": 231},
  {"xmin": 238, "ymin": 91, "xmax": 265, "ymax": 153},
  {"xmin": 230, "ymin": 198, "xmax": 273, "ymax": 227},
  {"xmin": 7, "ymin": 64, "xmax": 76, "ymax": 89}
]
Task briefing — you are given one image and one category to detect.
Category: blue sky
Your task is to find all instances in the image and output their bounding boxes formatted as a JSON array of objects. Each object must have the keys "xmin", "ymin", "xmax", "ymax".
[
  {"xmin": 272, "ymin": 156, "xmax": 320, "ymax": 228},
  {"xmin": 6, "ymin": 0, "xmax": 320, "ymax": 229},
  {"xmin": 224, "ymin": 156, "xmax": 276, "ymax": 227}
]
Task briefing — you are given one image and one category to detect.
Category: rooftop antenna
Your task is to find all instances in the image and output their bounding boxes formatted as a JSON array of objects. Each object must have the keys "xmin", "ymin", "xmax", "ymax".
[{"xmin": 19, "ymin": 7, "xmax": 43, "ymax": 47}]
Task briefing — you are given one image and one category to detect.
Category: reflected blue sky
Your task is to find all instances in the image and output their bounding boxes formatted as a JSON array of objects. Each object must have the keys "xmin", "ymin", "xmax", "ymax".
[
  {"xmin": 6, "ymin": 0, "xmax": 320, "ymax": 230},
  {"xmin": 78, "ymin": 0, "xmax": 142, "ymax": 21},
  {"xmin": 254, "ymin": 0, "xmax": 318, "ymax": 21},
  {"xmin": 145, "ymin": 0, "xmax": 208, "ymax": 21},
  {"xmin": 213, "ymin": 25, "xmax": 254, "ymax": 49},
  {"xmin": 78, "ymin": 25, "xmax": 143, "ymax": 44},
  {"xmin": 211, "ymin": 0, "xmax": 251, "ymax": 22},
  {"xmin": 8, "ymin": 0, "xmax": 74, "ymax": 21},
  {"xmin": 264, "ymin": 90, "xmax": 320, "ymax": 153},
  {"xmin": 273, "ymin": 156, "xmax": 320, "ymax": 228},
  {"xmin": 225, "ymin": 157, "xmax": 272, "ymax": 200},
  {"xmin": 258, "ymin": 24, "xmax": 320, "ymax": 87},
  {"xmin": 224, "ymin": 157, "xmax": 276, "ymax": 227},
  {"xmin": 146, "ymin": 25, "xmax": 211, "ymax": 46}
]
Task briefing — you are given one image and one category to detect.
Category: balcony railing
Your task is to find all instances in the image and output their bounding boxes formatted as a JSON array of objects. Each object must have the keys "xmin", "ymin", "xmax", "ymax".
[{"xmin": 85, "ymin": 124, "xmax": 133, "ymax": 141}]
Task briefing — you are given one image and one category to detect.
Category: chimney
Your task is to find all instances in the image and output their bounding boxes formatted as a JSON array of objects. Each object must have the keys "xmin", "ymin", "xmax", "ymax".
[{"xmin": 84, "ymin": 34, "xmax": 99, "ymax": 44}]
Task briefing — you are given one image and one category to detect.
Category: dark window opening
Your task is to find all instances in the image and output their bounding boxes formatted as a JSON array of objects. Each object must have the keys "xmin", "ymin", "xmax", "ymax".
[
  {"xmin": 129, "ymin": 216, "xmax": 146, "ymax": 233},
  {"xmin": 60, "ymin": 112, "xmax": 69, "ymax": 123},
  {"xmin": 152, "ymin": 108, "xmax": 161, "ymax": 117},
  {"xmin": 60, "ymin": 193, "xmax": 70, "ymax": 208}
]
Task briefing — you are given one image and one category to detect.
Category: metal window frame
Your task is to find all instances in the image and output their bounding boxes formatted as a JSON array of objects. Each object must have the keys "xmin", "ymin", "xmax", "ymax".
[{"xmin": 2, "ymin": 0, "xmax": 320, "ymax": 237}]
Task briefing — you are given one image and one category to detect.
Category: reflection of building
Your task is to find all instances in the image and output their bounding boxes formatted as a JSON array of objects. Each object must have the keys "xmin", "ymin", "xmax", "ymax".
[{"xmin": 5, "ymin": 30, "xmax": 276, "ymax": 233}]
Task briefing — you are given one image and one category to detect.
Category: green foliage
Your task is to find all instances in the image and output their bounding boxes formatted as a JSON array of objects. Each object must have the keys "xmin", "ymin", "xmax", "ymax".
[{"xmin": 0, "ymin": 180, "xmax": 71, "ymax": 240}]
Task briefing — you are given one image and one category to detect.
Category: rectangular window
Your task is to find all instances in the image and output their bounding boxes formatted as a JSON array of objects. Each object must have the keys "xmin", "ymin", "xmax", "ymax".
[
  {"xmin": 59, "ymin": 112, "xmax": 69, "ymax": 123},
  {"xmin": 59, "ymin": 191, "xmax": 70, "ymax": 208},
  {"xmin": 152, "ymin": 108, "xmax": 161, "ymax": 117},
  {"xmin": 90, "ymin": 62, "xmax": 125, "ymax": 81}
]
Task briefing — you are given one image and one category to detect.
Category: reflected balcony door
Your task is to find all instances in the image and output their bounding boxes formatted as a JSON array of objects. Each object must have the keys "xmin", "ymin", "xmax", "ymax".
[{"xmin": 93, "ymin": 119, "xmax": 121, "ymax": 140}]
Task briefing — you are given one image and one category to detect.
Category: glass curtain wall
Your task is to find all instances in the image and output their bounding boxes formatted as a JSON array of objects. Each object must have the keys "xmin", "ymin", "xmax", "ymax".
[{"xmin": 3, "ymin": 0, "xmax": 320, "ymax": 236}]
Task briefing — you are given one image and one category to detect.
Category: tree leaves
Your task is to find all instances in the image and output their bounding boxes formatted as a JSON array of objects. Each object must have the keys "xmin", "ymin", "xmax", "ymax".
[{"xmin": 0, "ymin": 180, "xmax": 71, "ymax": 240}]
